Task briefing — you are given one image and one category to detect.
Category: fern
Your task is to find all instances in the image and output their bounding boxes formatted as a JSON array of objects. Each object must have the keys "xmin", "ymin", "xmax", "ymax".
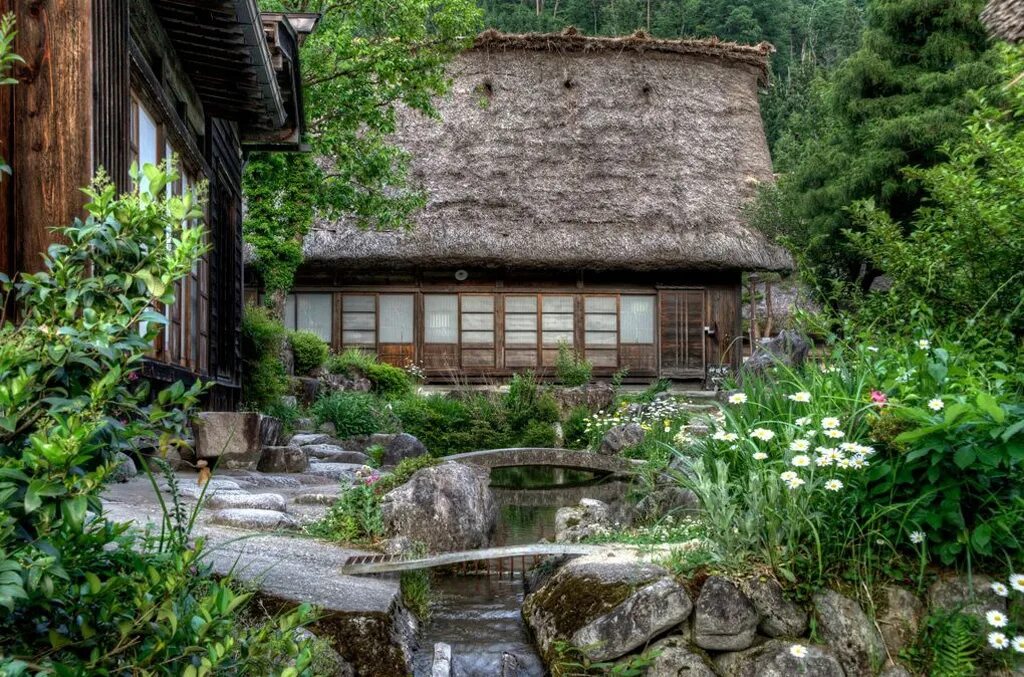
[{"xmin": 927, "ymin": 612, "xmax": 978, "ymax": 677}]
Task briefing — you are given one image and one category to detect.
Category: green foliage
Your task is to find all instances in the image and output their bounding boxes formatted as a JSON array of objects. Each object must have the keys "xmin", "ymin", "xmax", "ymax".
[
  {"xmin": 326, "ymin": 347, "xmax": 377, "ymax": 376},
  {"xmin": 308, "ymin": 483, "xmax": 384, "ymax": 543},
  {"xmin": 392, "ymin": 393, "xmax": 510, "ymax": 455},
  {"xmin": 918, "ymin": 612, "xmax": 979, "ymax": 677},
  {"xmin": 0, "ymin": 13, "xmax": 22, "ymax": 179},
  {"xmin": 399, "ymin": 543, "xmax": 432, "ymax": 620},
  {"xmin": 245, "ymin": 0, "xmax": 482, "ymax": 296},
  {"xmin": 563, "ymin": 406, "xmax": 591, "ymax": 449},
  {"xmin": 365, "ymin": 362, "xmax": 413, "ymax": 398},
  {"xmin": 551, "ymin": 641, "xmax": 661, "ymax": 676},
  {"xmin": 769, "ymin": 0, "xmax": 999, "ymax": 296},
  {"xmin": 555, "ymin": 342, "xmax": 592, "ymax": 387},
  {"xmin": 289, "ymin": 331, "xmax": 329, "ymax": 376},
  {"xmin": 847, "ymin": 45, "xmax": 1024, "ymax": 338},
  {"xmin": 0, "ymin": 164, "xmax": 310, "ymax": 673},
  {"xmin": 374, "ymin": 454, "xmax": 440, "ymax": 494},
  {"xmin": 365, "ymin": 443, "xmax": 385, "ymax": 467},
  {"xmin": 311, "ymin": 392, "xmax": 383, "ymax": 439},
  {"xmin": 505, "ymin": 371, "xmax": 560, "ymax": 435},
  {"xmin": 520, "ymin": 420, "xmax": 557, "ymax": 447},
  {"xmin": 241, "ymin": 304, "xmax": 288, "ymax": 411}
]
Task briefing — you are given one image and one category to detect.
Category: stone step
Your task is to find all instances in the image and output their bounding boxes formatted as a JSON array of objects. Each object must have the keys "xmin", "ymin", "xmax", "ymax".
[
  {"xmin": 208, "ymin": 508, "xmax": 300, "ymax": 531},
  {"xmin": 306, "ymin": 445, "xmax": 370, "ymax": 464},
  {"xmin": 162, "ymin": 478, "xmax": 245, "ymax": 499},
  {"xmin": 289, "ymin": 433, "xmax": 336, "ymax": 447},
  {"xmin": 205, "ymin": 492, "xmax": 288, "ymax": 512},
  {"xmin": 258, "ymin": 445, "xmax": 309, "ymax": 473},
  {"xmin": 294, "ymin": 492, "xmax": 342, "ymax": 506},
  {"xmin": 305, "ymin": 463, "xmax": 365, "ymax": 480}
]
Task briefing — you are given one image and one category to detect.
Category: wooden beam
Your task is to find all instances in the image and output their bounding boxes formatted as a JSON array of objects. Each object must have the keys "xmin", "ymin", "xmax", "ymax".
[{"xmin": 10, "ymin": 0, "xmax": 93, "ymax": 274}]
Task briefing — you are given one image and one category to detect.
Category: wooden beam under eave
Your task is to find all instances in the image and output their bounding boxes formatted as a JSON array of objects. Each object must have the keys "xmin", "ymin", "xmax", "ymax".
[{"xmin": 9, "ymin": 0, "xmax": 93, "ymax": 275}]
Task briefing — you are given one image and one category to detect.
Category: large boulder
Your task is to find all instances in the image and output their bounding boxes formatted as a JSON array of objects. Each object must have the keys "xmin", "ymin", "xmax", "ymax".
[
  {"xmin": 304, "ymin": 445, "xmax": 370, "ymax": 464},
  {"xmin": 598, "ymin": 423, "xmax": 645, "ymax": 455},
  {"xmin": 258, "ymin": 446, "xmax": 309, "ymax": 473},
  {"xmin": 192, "ymin": 412, "xmax": 280, "ymax": 470},
  {"xmin": 877, "ymin": 586, "xmax": 924, "ymax": 657},
  {"xmin": 635, "ymin": 635, "xmax": 716, "ymax": 677},
  {"xmin": 110, "ymin": 452, "xmax": 137, "ymax": 483},
  {"xmin": 522, "ymin": 557, "xmax": 691, "ymax": 664},
  {"xmin": 289, "ymin": 433, "xmax": 335, "ymax": 447},
  {"xmin": 338, "ymin": 433, "xmax": 398, "ymax": 453},
  {"xmin": 739, "ymin": 575, "xmax": 808, "ymax": 638},
  {"xmin": 692, "ymin": 576, "xmax": 759, "ymax": 651},
  {"xmin": 714, "ymin": 639, "xmax": 844, "ymax": 677},
  {"xmin": 742, "ymin": 330, "xmax": 811, "ymax": 376},
  {"xmin": 552, "ymin": 383, "xmax": 615, "ymax": 414},
  {"xmin": 813, "ymin": 589, "xmax": 886, "ymax": 677},
  {"xmin": 323, "ymin": 372, "xmax": 372, "ymax": 393},
  {"xmin": 928, "ymin": 573, "xmax": 1007, "ymax": 620},
  {"xmin": 634, "ymin": 486, "xmax": 701, "ymax": 521},
  {"xmin": 555, "ymin": 498, "xmax": 614, "ymax": 543},
  {"xmin": 379, "ymin": 462, "xmax": 496, "ymax": 553},
  {"xmin": 382, "ymin": 433, "xmax": 428, "ymax": 466}
]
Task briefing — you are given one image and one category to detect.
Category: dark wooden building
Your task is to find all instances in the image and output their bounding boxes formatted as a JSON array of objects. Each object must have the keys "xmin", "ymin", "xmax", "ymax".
[
  {"xmin": 263, "ymin": 30, "xmax": 791, "ymax": 384},
  {"xmin": 0, "ymin": 1, "xmax": 315, "ymax": 408}
]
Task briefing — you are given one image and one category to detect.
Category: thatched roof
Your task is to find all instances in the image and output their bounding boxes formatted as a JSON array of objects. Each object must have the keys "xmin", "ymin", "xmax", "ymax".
[
  {"xmin": 305, "ymin": 29, "xmax": 792, "ymax": 273},
  {"xmin": 982, "ymin": 0, "xmax": 1024, "ymax": 42}
]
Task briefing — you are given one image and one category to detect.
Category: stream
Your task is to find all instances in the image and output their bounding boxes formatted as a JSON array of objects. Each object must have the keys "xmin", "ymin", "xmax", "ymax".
[{"xmin": 411, "ymin": 467, "xmax": 630, "ymax": 676}]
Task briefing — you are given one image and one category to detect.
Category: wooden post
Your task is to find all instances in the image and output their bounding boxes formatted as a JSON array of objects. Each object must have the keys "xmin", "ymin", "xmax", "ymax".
[{"xmin": 7, "ymin": 0, "xmax": 93, "ymax": 275}]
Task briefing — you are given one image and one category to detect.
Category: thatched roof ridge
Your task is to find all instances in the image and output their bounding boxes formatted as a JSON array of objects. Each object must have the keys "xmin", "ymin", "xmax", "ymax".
[
  {"xmin": 471, "ymin": 28, "xmax": 775, "ymax": 81},
  {"xmin": 304, "ymin": 32, "xmax": 792, "ymax": 274},
  {"xmin": 982, "ymin": 0, "xmax": 1024, "ymax": 42}
]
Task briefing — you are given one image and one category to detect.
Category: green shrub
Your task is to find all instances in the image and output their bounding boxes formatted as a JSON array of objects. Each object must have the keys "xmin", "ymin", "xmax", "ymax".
[
  {"xmin": 241, "ymin": 304, "xmax": 287, "ymax": 411},
  {"xmin": 326, "ymin": 347, "xmax": 375, "ymax": 376},
  {"xmin": 392, "ymin": 394, "xmax": 509, "ymax": 455},
  {"xmin": 562, "ymin": 406, "xmax": 591, "ymax": 449},
  {"xmin": 263, "ymin": 397, "xmax": 301, "ymax": 437},
  {"xmin": 520, "ymin": 420, "xmax": 557, "ymax": 447},
  {"xmin": 0, "ymin": 164, "xmax": 309, "ymax": 673},
  {"xmin": 308, "ymin": 483, "xmax": 383, "ymax": 543},
  {"xmin": 375, "ymin": 455, "xmax": 441, "ymax": 495},
  {"xmin": 290, "ymin": 330, "xmax": 329, "ymax": 375},
  {"xmin": 311, "ymin": 391, "xmax": 383, "ymax": 438},
  {"xmin": 366, "ymin": 361, "xmax": 413, "ymax": 398},
  {"xmin": 555, "ymin": 342, "xmax": 592, "ymax": 387}
]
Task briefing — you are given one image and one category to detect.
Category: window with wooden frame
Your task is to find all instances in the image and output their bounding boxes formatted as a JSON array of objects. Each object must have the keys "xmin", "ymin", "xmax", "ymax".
[
  {"xmin": 423, "ymin": 295, "xmax": 458, "ymax": 344},
  {"xmin": 620, "ymin": 295, "xmax": 655, "ymax": 344},
  {"xmin": 584, "ymin": 295, "xmax": 619, "ymax": 368},
  {"xmin": 285, "ymin": 293, "xmax": 334, "ymax": 343},
  {"xmin": 341, "ymin": 294, "xmax": 376, "ymax": 348},
  {"xmin": 504, "ymin": 294, "xmax": 538, "ymax": 368},
  {"xmin": 460, "ymin": 294, "xmax": 496, "ymax": 368}
]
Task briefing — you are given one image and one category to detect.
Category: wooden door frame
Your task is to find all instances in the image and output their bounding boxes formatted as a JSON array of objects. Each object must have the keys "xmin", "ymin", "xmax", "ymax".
[{"xmin": 657, "ymin": 287, "xmax": 707, "ymax": 379}]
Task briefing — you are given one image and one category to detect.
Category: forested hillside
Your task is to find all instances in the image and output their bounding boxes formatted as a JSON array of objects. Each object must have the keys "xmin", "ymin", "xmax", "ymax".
[{"xmin": 478, "ymin": 0, "xmax": 868, "ymax": 146}]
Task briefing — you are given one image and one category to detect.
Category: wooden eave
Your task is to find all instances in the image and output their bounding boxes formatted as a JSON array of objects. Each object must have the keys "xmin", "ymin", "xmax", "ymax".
[{"xmin": 152, "ymin": 0, "xmax": 286, "ymax": 130}]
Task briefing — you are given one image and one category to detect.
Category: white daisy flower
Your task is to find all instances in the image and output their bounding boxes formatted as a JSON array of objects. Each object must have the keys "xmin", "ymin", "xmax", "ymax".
[
  {"xmin": 927, "ymin": 398, "xmax": 944, "ymax": 412},
  {"xmin": 917, "ymin": 339, "xmax": 931, "ymax": 350},
  {"xmin": 991, "ymin": 582, "xmax": 1009, "ymax": 597},
  {"xmin": 836, "ymin": 457, "xmax": 852, "ymax": 469},
  {"xmin": 1010, "ymin": 574, "xmax": 1024, "ymax": 593},
  {"xmin": 789, "ymin": 439, "xmax": 811, "ymax": 452},
  {"xmin": 712, "ymin": 430, "xmax": 730, "ymax": 441},
  {"xmin": 840, "ymin": 442, "xmax": 859, "ymax": 452},
  {"xmin": 795, "ymin": 416, "xmax": 811, "ymax": 426},
  {"xmin": 850, "ymin": 456, "xmax": 868, "ymax": 469},
  {"xmin": 909, "ymin": 530, "xmax": 926, "ymax": 544},
  {"xmin": 802, "ymin": 429, "xmax": 818, "ymax": 438},
  {"xmin": 856, "ymin": 444, "xmax": 876, "ymax": 456},
  {"xmin": 821, "ymin": 417, "xmax": 841, "ymax": 429},
  {"xmin": 723, "ymin": 432, "xmax": 739, "ymax": 442},
  {"xmin": 815, "ymin": 455, "xmax": 833, "ymax": 467},
  {"xmin": 824, "ymin": 479, "xmax": 843, "ymax": 491},
  {"xmin": 752, "ymin": 452, "xmax": 768, "ymax": 461},
  {"xmin": 867, "ymin": 346, "xmax": 879, "ymax": 352},
  {"xmin": 751, "ymin": 428, "xmax": 775, "ymax": 441},
  {"xmin": 1012, "ymin": 636, "xmax": 1024, "ymax": 653},
  {"xmin": 788, "ymin": 391, "xmax": 812, "ymax": 403},
  {"xmin": 728, "ymin": 393, "xmax": 748, "ymax": 405},
  {"xmin": 823, "ymin": 429, "xmax": 845, "ymax": 439},
  {"xmin": 989, "ymin": 632, "xmax": 1009, "ymax": 650},
  {"xmin": 780, "ymin": 471, "xmax": 798, "ymax": 482},
  {"xmin": 986, "ymin": 610, "xmax": 1008, "ymax": 628},
  {"xmin": 789, "ymin": 644, "xmax": 808, "ymax": 658},
  {"xmin": 785, "ymin": 477, "xmax": 806, "ymax": 489},
  {"xmin": 791, "ymin": 455, "xmax": 811, "ymax": 468}
]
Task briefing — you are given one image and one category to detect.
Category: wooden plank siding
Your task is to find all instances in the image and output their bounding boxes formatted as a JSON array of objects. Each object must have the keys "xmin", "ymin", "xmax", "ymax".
[{"xmin": 275, "ymin": 271, "xmax": 744, "ymax": 383}]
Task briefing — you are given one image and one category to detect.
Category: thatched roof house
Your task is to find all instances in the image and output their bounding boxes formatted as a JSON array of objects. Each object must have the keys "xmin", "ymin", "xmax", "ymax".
[
  {"xmin": 982, "ymin": 0, "xmax": 1024, "ymax": 42},
  {"xmin": 268, "ymin": 30, "xmax": 789, "ymax": 384}
]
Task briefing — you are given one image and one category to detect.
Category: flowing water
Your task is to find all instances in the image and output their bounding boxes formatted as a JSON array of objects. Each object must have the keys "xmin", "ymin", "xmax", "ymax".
[{"xmin": 411, "ymin": 467, "xmax": 630, "ymax": 676}]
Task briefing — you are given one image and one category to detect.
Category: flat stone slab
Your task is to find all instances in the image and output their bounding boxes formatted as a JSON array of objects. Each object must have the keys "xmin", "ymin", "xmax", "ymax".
[
  {"xmin": 205, "ymin": 492, "xmax": 288, "ymax": 512},
  {"xmin": 305, "ymin": 445, "xmax": 369, "ymax": 464},
  {"xmin": 294, "ymin": 492, "xmax": 341, "ymax": 506},
  {"xmin": 208, "ymin": 508, "xmax": 300, "ymax": 531},
  {"xmin": 305, "ymin": 462, "xmax": 365, "ymax": 480},
  {"xmin": 229, "ymin": 473, "xmax": 303, "ymax": 489},
  {"xmin": 163, "ymin": 478, "xmax": 246, "ymax": 499},
  {"xmin": 289, "ymin": 433, "xmax": 335, "ymax": 447}
]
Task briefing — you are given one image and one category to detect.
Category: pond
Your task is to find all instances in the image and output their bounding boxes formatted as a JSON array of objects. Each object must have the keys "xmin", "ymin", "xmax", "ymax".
[{"xmin": 411, "ymin": 466, "xmax": 630, "ymax": 676}]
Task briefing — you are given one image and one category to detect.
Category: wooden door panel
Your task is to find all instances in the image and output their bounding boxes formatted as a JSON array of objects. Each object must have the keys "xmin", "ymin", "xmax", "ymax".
[{"xmin": 660, "ymin": 290, "xmax": 705, "ymax": 376}]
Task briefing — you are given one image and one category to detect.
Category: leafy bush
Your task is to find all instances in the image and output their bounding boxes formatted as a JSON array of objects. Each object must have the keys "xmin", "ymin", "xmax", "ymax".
[
  {"xmin": 375, "ymin": 454, "xmax": 440, "ymax": 494},
  {"xmin": 311, "ymin": 391, "xmax": 383, "ymax": 438},
  {"xmin": 0, "ymin": 165, "xmax": 310, "ymax": 673},
  {"xmin": 308, "ymin": 483, "xmax": 384, "ymax": 543},
  {"xmin": 563, "ymin": 406, "xmax": 591, "ymax": 449},
  {"xmin": 365, "ymin": 361, "xmax": 413, "ymax": 398},
  {"xmin": 326, "ymin": 347, "xmax": 376, "ymax": 376},
  {"xmin": 241, "ymin": 304, "xmax": 287, "ymax": 411},
  {"xmin": 520, "ymin": 420, "xmax": 557, "ymax": 447},
  {"xmin": 392, "ymin": 394, "xmax": 510, "ymax": 455},
  {"xmin": 289, "ymin": 330, "xmax": 329, "ymax": 376},
  {"xmin": 555, "ymin": 342, "xmax": 592, "ymax": 386}
]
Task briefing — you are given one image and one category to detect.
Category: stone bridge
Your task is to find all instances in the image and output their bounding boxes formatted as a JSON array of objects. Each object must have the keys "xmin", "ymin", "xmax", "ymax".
[
  {"xmin": 445, "ymin": 448, "xmax": 641, "ymax": 475},
  {"xmin": 341, "ymin": 543, "xmax": 610, "ymax": 575}
]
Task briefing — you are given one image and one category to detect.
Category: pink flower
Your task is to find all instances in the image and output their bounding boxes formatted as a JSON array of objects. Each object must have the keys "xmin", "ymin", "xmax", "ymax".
[
  {"xmin": 870, "ymin": 390, "xmax": 888, "ymax": 406},
  {"xmin": 364, "ymin": 473, "xmax": 381, "ymax": 486},
  {"xmin": 127, "ymin": 371, "xmax": 140, "ymax": 382}
]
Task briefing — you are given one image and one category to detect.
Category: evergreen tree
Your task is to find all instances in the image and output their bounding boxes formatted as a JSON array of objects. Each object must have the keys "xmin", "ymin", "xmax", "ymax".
[{"xmin": 772, "ymin": 0, "xmax": 998, "ymax": 293}]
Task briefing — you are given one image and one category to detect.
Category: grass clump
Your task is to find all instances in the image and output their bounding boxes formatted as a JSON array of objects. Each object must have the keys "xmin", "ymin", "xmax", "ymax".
[
  {"xmin": 555, "ymin": 342, "xmax": 592, "ymax": 386},
  {"xmin": 289, "ymin": 330, "xmax": 329, "ymax": 375},
  {"xmin": 311, "ymin": 391, "xmax": 384, "ymax": 438}
]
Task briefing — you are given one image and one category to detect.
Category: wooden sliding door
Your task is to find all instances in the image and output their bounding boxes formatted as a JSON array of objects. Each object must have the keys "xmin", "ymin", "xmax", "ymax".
[{"xmin": 659, "ymin": 289, "xmax": 706, "ymax": 378}]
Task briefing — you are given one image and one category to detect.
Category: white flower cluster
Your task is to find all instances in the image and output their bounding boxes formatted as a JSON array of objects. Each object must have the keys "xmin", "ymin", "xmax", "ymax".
[{"xmin": 984, "ymin": 574, "xmax": 1024, "ymax": 652}]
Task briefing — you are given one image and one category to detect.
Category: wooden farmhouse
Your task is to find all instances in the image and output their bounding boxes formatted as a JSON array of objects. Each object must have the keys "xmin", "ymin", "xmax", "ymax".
[
  {"xmin": 0, "ymin": 1, "xmax": 315, "ymax": 408},
  {"xmin": 267, "ymin": 30, "xmax": 791, "ymax": 384},
  {"xmin": 982, "ymin": 0, "xmax": 1024, "ymax": 42}
]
